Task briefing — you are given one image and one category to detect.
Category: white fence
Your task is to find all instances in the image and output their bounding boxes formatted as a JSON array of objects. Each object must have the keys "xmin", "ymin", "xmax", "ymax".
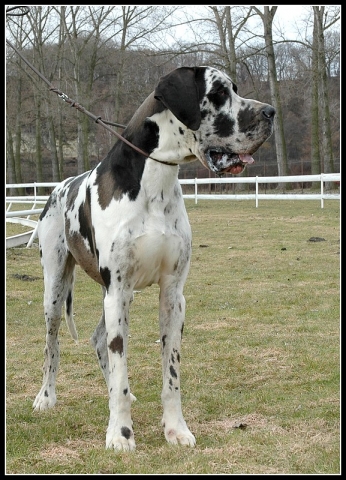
[
  {"xmin": 180, "ymin": 173, "xmax": 340, "ymax": 207},
  {"xmin": 6, "ymin": 173, "xmax": 340, "ymax": 248}
]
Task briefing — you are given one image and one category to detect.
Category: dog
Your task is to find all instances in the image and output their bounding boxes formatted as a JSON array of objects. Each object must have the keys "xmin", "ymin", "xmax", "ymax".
[{"xmin": 32, "ymin": 66, "xmax": 275, "ymax": 451}]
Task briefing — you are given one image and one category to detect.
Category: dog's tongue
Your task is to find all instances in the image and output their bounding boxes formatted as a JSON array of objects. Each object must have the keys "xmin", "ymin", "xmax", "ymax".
[{"xmin": 239, "ymin": 153, "xmax": 255, "ymax": 165}]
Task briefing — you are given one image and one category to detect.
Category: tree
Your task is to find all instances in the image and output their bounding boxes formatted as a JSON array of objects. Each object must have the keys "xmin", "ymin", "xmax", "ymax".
[
  {"xmin": 252, "ymin": 6, "xmax": 289, "ymax": 181},
  {"xmin": 311, "ymin": 6, "xmax": 338, "ymax": 178},
  {"xmin": 6, "ymin": 11, "xmax": 27, "ymax": 192},
  {"xmin": 208, "ymin": 6, "xmax": 253, "ymax": 79},
  {"xmin": 26, "ymin": 6, "xmax": 61, "ymax": 182}
]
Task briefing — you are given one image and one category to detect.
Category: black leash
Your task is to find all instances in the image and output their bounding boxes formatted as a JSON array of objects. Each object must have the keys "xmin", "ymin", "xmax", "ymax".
[{"xmin": 6, "ymin": 6, "xmax": 178, "ymax": 166}]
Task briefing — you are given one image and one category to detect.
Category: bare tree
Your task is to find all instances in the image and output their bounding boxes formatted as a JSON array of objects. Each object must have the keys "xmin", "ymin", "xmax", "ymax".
[
  {"xmin": 311, "ymin": 6, "xmax": 339, "ymax": 178},
  {"xmin": 208, "ymin": 6, "xmax": 254, "ymax": 79},
  {"xmin": 26, "ymin": 7, "xmax": 61, "ymax": 182},
  {"xmin": 252, "ymin": 6, "xmax": 288, "ymax": 181},
  {"xmin": 56, "ymin": 6, "xmax": 119, "ymax": 173},
  {"xmin": 6, "ymin": 11, "xmax": 28, "ymax": 192}
]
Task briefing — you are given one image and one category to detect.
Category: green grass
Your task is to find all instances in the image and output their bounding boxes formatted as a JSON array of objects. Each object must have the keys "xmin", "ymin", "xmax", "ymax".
[{"xmin": 6, "ymin": 200, "xmax": 340, "ymax": 474}]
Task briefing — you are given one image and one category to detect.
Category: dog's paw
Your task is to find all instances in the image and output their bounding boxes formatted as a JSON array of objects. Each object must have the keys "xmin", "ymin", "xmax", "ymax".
[
  {"xmin": 33, "ymin": 387, "xmax": 57, "ymax": 411},
  {"xmin": 106, "ymin": 424, "xmax": 136, "ymax": 452},
  {"xmin": 162, "ymin": 418, "xmax": 196, "ymax": 447},
  {"xmin": 106, "ymin": 431, "xmax": 136, "ymax": 452}
]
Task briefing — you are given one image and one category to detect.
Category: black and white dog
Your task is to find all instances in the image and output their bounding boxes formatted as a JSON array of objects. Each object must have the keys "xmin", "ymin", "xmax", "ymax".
[{"xmin": 32, "ymin": 66, "xmax": 275, "ymax": 451}]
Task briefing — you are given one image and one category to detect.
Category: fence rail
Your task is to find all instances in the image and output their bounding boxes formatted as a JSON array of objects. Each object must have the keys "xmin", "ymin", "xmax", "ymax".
[
  {"xmin": 6, "ymin": 173, "xmax": 340, "ymax": 248},
  {"xmin": 179, "ymin": 173, "xmax": 340, "ymax": 207}
]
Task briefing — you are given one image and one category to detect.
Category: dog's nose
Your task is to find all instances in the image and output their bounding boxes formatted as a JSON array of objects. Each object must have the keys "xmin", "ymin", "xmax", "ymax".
[{"xmin": 262, "ymin": 105, "xmax": 276, "ymax": 119}]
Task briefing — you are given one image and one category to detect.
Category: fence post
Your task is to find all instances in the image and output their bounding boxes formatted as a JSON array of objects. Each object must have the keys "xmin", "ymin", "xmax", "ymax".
[
  {"xmin": 195, "ymin": 178, "xmax": 198, "ymax": 204},
  {"xmin": 321, "ymin": 174, "xmax": 324, "ymax": 209},
  {"xmin": 255, "ymin": 176, "xmax": 259, "ymax": 208}
]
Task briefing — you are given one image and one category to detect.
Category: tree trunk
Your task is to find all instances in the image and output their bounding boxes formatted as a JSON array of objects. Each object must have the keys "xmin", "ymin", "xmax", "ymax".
[
  {"xmin": 6, "ymin": 126, "xmax": 16, "ymax": 195},
  {"xmin": 310, "ymin": 18, "xmax": 321, "ymax": 176},
  {"xmin": 14, "ymin": 75, "xmax": 24, "ymax": 192},
  {"xmin": 314, "ymin": 7, "xmax": 335, "ymax": 180},
  {"xmin": 263, "ymin": 8, "xmax": 288, "ymax": 179},
  {"xmin": 34, "ymin": 95, "xmax": 44, "ymax": 187},
  {"xmin": 254, "ymin": 6, "xmax": 289, "ymax": 187}
]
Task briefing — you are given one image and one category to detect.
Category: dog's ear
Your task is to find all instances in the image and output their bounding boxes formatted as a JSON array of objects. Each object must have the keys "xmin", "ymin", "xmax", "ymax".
[{"xmin": 154, "ymin": 67, "xmax": 201, "ymax": 131}]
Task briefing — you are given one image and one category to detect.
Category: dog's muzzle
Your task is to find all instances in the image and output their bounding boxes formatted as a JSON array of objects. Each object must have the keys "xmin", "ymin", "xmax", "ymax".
[
  {"xmin": 205, "ymin": 105, "xmax": 276, "ymax": 175},
  {"xmin": 205, "ymin": 149, "xmax": 255, "ymax": 175}
]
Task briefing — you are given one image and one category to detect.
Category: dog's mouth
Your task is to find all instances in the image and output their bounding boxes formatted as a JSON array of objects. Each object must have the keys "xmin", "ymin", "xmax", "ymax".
[{"xmin": 205, "ymin": 149, "xmax": 255, "ymax": 175}]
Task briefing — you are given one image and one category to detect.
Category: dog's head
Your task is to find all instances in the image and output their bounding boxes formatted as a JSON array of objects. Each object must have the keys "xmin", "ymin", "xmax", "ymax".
[{"xmin": 154, "ymin": 66, "xmax": 275, "ymax": 175}]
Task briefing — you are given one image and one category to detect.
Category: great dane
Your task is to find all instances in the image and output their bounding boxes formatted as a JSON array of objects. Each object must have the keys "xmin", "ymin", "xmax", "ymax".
[{"xmin": 32, "ymin": 66, "xmax": 275, "ymax": 451}]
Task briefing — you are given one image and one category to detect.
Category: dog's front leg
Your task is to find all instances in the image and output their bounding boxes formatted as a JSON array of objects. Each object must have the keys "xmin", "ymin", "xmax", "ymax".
[
  {"xmin": 159, "ymin": 283, "xmax": 196, "ymax": 447},
  {"xmin": 103, "ymin": 290, "xmax": 135, "ymax": 452}
]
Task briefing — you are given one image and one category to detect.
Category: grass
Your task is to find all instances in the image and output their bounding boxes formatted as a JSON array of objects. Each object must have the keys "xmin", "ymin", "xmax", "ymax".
[{"xmin": 5, "ymin": 199, "xmax": 340, "ymax": 474}]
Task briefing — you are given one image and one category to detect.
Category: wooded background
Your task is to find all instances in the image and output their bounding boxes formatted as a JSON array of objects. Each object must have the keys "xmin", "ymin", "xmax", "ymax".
[{"xmin": 5, "ymin": 6, "xmax": 340, "ymax": 187}]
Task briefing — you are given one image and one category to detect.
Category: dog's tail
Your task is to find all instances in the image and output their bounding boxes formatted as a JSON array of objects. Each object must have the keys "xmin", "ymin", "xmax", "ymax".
[{"xmin": 65, "ymin": 289, "xmax": 78, "ymax": 342}]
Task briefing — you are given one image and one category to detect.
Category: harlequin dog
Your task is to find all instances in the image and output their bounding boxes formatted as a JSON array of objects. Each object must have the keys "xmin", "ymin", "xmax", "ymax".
[{"xmin": 32, "ymin": 66, "xmax": 275, "ymax": 451}]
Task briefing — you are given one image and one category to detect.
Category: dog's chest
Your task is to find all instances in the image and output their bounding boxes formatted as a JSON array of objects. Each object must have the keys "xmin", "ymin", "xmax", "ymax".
[
  {"xmin": 93, "ymin": 171, "xmax": 191, "ymax": 289},
  {"xmin": 132, "ymin": 207, "xmax": 189, "ymax": 287}
]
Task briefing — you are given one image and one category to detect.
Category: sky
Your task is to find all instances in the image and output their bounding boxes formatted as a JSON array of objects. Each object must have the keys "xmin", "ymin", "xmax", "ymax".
[
  {"xmin": 171, "ymin": 5, "xmax": 310, "ymax": 45},
  {"xmin": 173, "ymin": 5, "xmax": 340, "ymax": 43},
  {"xmin": 269, "ymin": 5, "xmax": 310, "ymax": 38}
]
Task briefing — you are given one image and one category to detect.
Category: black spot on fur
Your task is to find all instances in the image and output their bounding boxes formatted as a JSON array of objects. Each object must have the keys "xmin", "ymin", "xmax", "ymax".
[
  {"xmin": 66, "ymin": 290, "xmax": 72, "ymax": 316},
  {"xmin": 237, "ymin": 105, "xmax": 257, "ymax": 134},
  {"xmin": 207, "ymin": 79, "xmax": 231, "ymax": 109},
  {"xmin": 123, "ymin": 388, "xmax": 128, "ymax": 395},
  {"xmin": 39, "ymin": 193, "xmax": 54, "ymax": 221},
  {"xmin": 170, "ymin": 365, "xmax": 177, "ymax": 379},
  {"xmin": 95, "ymin": 144, "xmax": 145, "ymax": 206},
  {"xmin": 121, "ymin": 426, "xmax": 131, "ymax": 439},
  {"xmin": 109, "ymin": 335, "xmax": 124, "ymax": 355},
  {"xmin": 65, "ymin": 172, "xmax": 90, "ymax": 211},
  {"xmin": 162, "ymin": 335, "xmax": 167, "ymax": 348},
  {"xmin": 213, "ymin": 112, "xmax": 235, "ymax": 137},
  {"xmin": 100, "ymin": 266, "xmax": 111, "ymax": 290},
  {"xmin": 78, "ymin": 185, "xmax": 95, "ymax": 255}
]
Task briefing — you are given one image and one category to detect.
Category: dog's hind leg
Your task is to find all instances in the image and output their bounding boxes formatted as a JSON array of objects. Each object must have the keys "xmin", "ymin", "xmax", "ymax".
[
  {"xmin": 33, "ymin": 248, "xmax": 76, "ymax": 411},
  {"xmin": 90, "ymin": 287, "xmax": 109, "ymax": 385}
]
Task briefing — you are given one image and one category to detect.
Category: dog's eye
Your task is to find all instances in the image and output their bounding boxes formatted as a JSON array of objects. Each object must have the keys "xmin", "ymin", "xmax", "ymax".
[{"xmin": 218, "ymin": 87, "xmax": 230, "ymax": 97}]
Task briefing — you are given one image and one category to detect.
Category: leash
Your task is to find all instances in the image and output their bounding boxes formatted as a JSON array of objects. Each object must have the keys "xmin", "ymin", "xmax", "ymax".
[{"xmin": 6, "ymin": 6, "xmax": 177, "ymax": 167}]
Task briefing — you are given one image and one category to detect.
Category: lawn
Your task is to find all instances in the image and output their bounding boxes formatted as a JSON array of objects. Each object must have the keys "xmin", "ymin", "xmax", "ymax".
[{"xmin": 6, "ymin": 199, "xmax": 340, "ymax": 474}]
